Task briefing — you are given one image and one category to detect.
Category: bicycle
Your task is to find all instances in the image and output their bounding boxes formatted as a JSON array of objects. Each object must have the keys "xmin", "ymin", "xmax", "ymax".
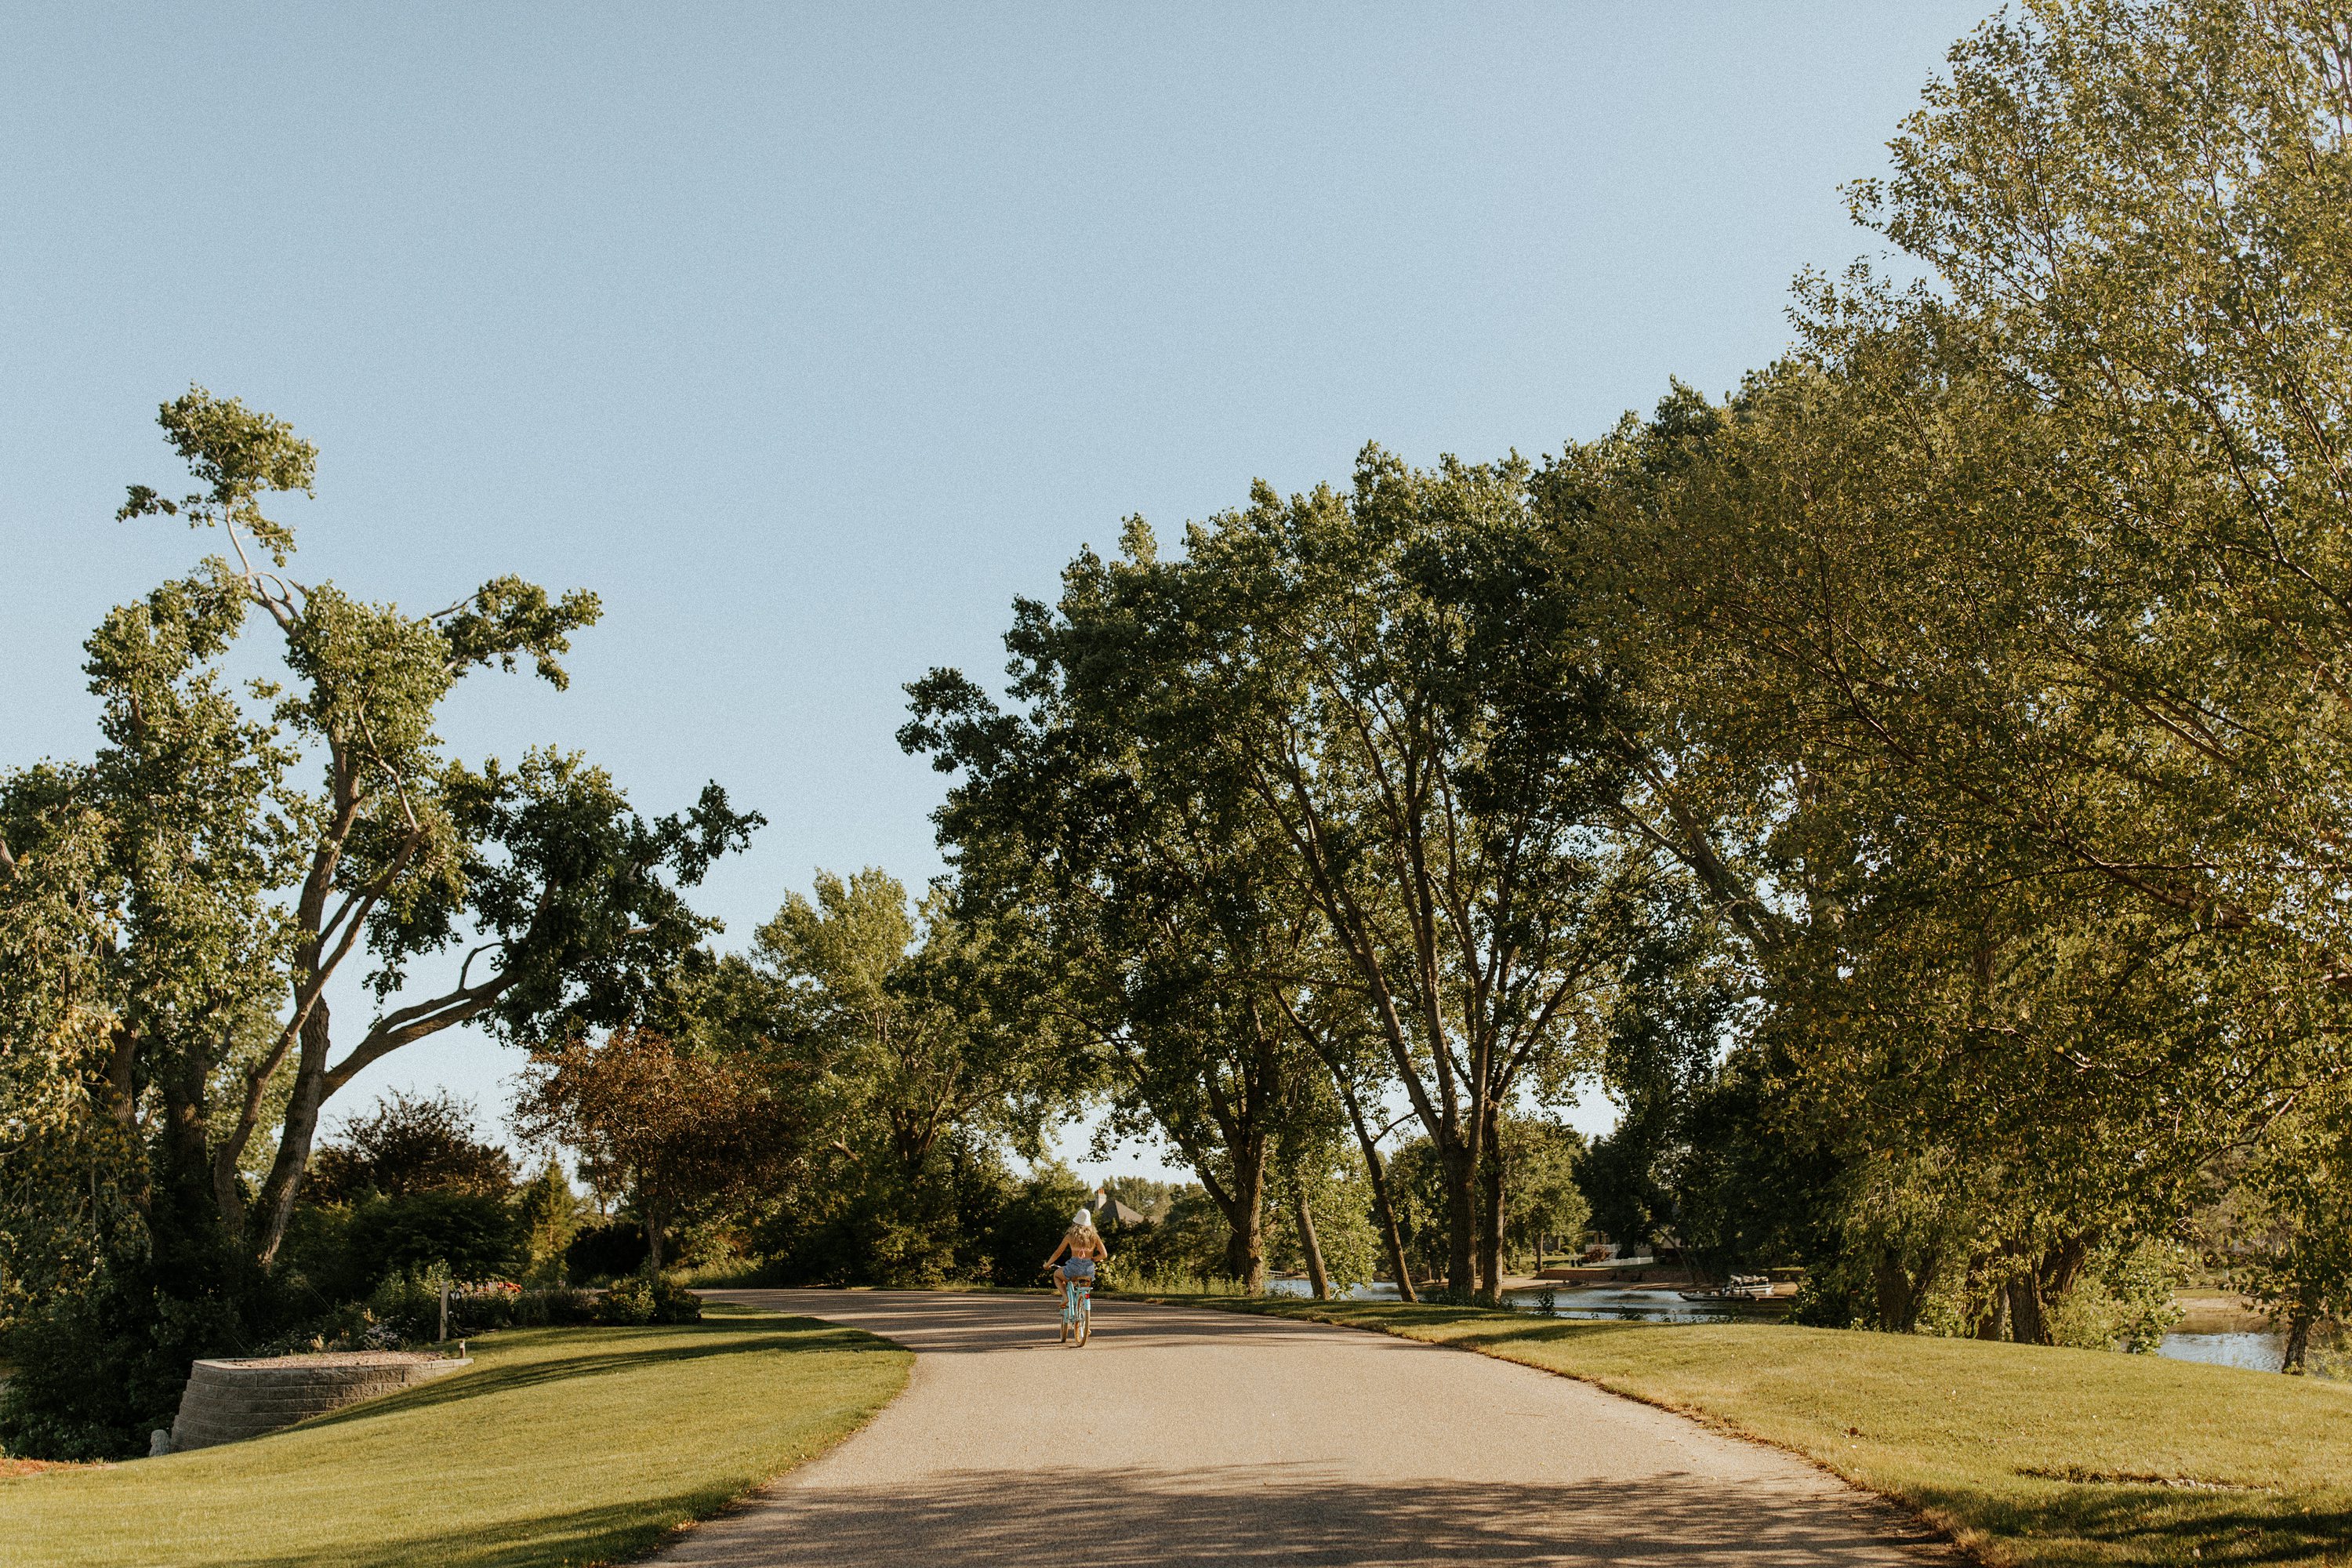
[{"xmin": 1047, "ymin": 1269, "xmax": 1094, "ymax": 1345}]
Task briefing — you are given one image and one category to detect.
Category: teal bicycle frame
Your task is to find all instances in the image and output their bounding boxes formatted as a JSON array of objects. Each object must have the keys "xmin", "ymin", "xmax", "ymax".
[{"xmin": 1062, "ymin": 1278, "xmax": 1092, "ymax": 1336}]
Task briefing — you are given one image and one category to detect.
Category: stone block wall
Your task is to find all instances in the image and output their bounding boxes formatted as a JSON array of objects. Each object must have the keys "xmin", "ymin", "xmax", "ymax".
[{"xmin": 168, "ymin": 1351, "xmax": 470, "ymax": 1452}]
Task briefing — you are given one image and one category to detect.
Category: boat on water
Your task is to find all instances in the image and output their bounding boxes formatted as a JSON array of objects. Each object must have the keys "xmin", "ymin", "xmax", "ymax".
[{"xmin": 1678, "ymin": 1274, "xmax": 1773, "ymax": 1301}]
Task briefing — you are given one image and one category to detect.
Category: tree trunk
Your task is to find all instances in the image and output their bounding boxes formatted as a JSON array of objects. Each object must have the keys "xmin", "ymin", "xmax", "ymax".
[
  {"xmin": 104, "ymin": 1024, "xmax": 140, "ymax": 1130},
  {"xmin": 1221, "ymin": 1137, "xmax": 1269, "ymax": 1293},
  {"xmin": 2284, "ymin": 1308, "xmax": 2312, "ymax": 1374},
  {"xmin": 1874, "ymin": 1249, "xmax": 1917, "ymax": 1332},
  {"xmin": 1330, "ymin": 1072, "xmax": 1417, "ymax": 1303},
  {"xmin": 2005, "ymin": 1274, "xmax": 2049, "ymax": 1345},
  {"xmin": 1967, "ymin": 1254, "xmax": 2005, "ymax": 1339},
  {"xmin": 1475, "ymin": 1106, "xmax": 1505, "ymax": 1303},
  {"xmin": 1223, "ymin": 1204, "xmax": 1265, "ymax": 1293},
  {"xmin": 1442, "ymin": 1136, "xmax": 1477, "ymax": 1299},
  {"xmin": 645, "ymin": 1208, "xmax": 666, "ymax": 1272},
  {"xmin": 1294, "ymin": 1187, "xmax": 1330, "ymax": 1300},
  {"xmin": 2038, "ymin": 1236, "xmax": 2090, "ymax": 1301},
  {"xmin": 249, "ymin": 998, "xmax": 334, "ymax": 1268},
  {"xmin": 1973, "ymin": 1290, "xmax": 2006, "ymax": 1341},
  {"xmin": 159, "ymin": 1063, "xmax": 215, "ymax": 1213}
]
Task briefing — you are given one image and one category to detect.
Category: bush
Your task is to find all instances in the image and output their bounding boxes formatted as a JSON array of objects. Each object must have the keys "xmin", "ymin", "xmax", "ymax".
[
  {"xmin": 651, "ymin": 1276, "xmax": 702, "ymax": 1323},
  {"xmin": 277, "ymin": 1191, "xmax": 523, "ymax": 1305},
  {"xmin": 0, "ymin": 1214, "xmax": 274, "ymax": 1461},
  {"xmin": 2049, "ymin": 1240, "xmax": 2188, "ymax": 1352},
  {"xmin": 756, "ymin": 1156, "xmax": 985, "ymax": 1287},
  {"xmin": 1107, "ymin": 1188, "xmax": 1231, "ymax": 1287},
  {"xmin": 355, "ymin": 1191, "xmax": 523, "ymax": 1283},
  {"xmin": 487, "ymin": 1285, "xmax": 597, "ymax": 1329},
  {"xmin": 590, "ymin": 1274, "xmax": 701, "ymax": 1326},
  {"xmin": 595, "ymin": 1275, "xmax": 656, "ymax": 1325},
  {"xmin": 566, "ymin": 1221, "xmax": 650, "ymax": 1283},
  {"xmin": 978, "ymin": 1166, "xmax": 1091, "ymax": 1288},
  {"xmin": 365, "ymin": 1272, "xmax": 446, "ymax": 1343}
]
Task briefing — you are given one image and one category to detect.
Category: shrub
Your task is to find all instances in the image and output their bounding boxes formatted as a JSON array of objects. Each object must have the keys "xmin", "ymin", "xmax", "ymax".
[
  {"xmin": 566, "ymin": 1221, "xmax": 650, "ymax": 1283},
  {"xmin": 594, "ymin": 1275, "xmax": 657, "ymax": 1325},
  {"xmin": 2049, "ymin": 1240, "xmax": 2188, "ymax": 1352},
  {"xmin": 979, "ymin": 1166, "xmax": 1091, "ymax": 1288},
  {"xmin": 277, "ymin": 1191, "xmax": 524, "ymax": 1305},
  {"xmin": 651, "ymin": 1276, "xmax": 702, "ymax": 1323},
  {"xmin": 354, "ymin": 1191, "xmax": 523, "ymax": 1283},
  {"xmin": 1107, "ymin": 1189, "xmax": 1230, "ymax": 1287},
  {"xmin": 0, "ymin": 1220, "xmax": 270, "ymax": 1461},
  {"xmin": 365, "ymin": 1272, "xmax": 446, "ymax": 1343},
  {"xmin": 589, "ymin": 1274, "xmax": 702, "ymax": 1326}
]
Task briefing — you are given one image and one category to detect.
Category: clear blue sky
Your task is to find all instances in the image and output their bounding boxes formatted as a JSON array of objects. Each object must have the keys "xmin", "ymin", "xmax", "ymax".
[{"xmin": 2, "ymin": 2, "xmax": 1991, "ymax": 1167}]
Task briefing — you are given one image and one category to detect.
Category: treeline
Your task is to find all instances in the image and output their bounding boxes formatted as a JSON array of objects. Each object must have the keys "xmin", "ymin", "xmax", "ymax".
[{"xmin": 903, "ymin": 0, "xmax": 2352, "ymax": 1358}]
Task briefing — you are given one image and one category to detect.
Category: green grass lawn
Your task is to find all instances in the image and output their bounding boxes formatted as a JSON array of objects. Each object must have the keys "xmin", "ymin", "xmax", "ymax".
[
  {"xmin": 0, "ymin": 1308, "xmax": 909, "ymax": 1568},
  {"xmin": 1218, "ymin": 1298, "xmax": 2352, "ymax": 1568}
]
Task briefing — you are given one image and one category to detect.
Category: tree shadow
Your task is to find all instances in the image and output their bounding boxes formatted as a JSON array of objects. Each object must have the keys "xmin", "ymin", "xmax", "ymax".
[
  {"xmin": 1925, "ymin": 1476, "xmax": 2352, "ymax": 1568},
  {"xmin": 294, "ymin": 1317, "xmax": 888, "ymax": 1428},
  {"xmin": 655, "ymin": 1465, "xmax": 1934, "ymax": 1566},
  {"xmin": 202, "ymin": 1494, "xmax": 727, "ymax": 1568}
]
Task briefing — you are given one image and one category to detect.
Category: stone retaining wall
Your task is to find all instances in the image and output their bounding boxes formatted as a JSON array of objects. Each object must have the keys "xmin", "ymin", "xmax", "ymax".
[{"xmin": 168, "ymin": 1351, "xmax": 470, "ymax": 1452}]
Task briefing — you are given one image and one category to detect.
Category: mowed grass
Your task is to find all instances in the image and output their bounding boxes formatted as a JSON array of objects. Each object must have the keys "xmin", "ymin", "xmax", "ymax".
[
  {"xmin": 0, "ymin": 1308, "xmax": 909, "ymax": 1568},
  {"xmin": 1224, "ymin": 1298, "xmax": 2352, "ymax": 1568}
]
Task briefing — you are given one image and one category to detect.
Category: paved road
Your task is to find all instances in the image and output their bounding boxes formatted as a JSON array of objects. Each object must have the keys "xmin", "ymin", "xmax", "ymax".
[{"xmin": 652, "ymin": 1290, "xmax": 1936, "ymax": 1568}]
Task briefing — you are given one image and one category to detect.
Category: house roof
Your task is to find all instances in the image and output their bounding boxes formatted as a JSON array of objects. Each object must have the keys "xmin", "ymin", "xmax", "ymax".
[{"xmin": 1089, "ymin": 1194, "xmax": 1148, "ymax": 1227}]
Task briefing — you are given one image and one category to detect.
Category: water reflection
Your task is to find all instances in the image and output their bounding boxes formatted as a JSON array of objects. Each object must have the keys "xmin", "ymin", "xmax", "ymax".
[
  {"xmin": 2158, "ymin": 1330, "xmax": 2285, "ymax": 1371},
  {"xmin": 1508, "ymin": 1288, "xmax": 1753, "ymax": 1323},
  {"xmin": 1261, "ymin": 1279, "xmax": 1753, "ymax": 1321},
  {"xmin": 1265, "ymin": 1279, "xmax": 1397, "ymax": 1302}
]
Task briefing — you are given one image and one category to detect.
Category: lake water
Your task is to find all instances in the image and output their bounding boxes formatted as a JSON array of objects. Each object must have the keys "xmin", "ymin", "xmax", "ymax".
[
  {"xmin": 2155, "ymin": 1330, "xmax": 2286, "ymax": 1371},
  {"xmin": 1265, "ymin": 1278, "xmax": 1399, "ymax": 1302},
  {"xmin": 1265, "ymin": 1279, "xmax": 2299, "ymax": 1370},
  {"xmin": 1263, "ymin": 1279, "xmax": 1756, "ymax": 1321}
]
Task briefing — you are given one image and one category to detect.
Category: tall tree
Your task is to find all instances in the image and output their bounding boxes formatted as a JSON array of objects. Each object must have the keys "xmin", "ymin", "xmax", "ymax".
[
  {"xmin": 1525, "ymin": 0, "xmax": 2352, "ymax": 1340},
  {"xmin": 750, "ymin": 869, "xmax": 1076, "ymax": 1187},
  {"xmin": 905, "ymin": 525, "xmax": 1332, "ymax": 1290},
  {"xmin": 1169, "ymin": 455, "xmax": 1649, "ymax": 1299},
  {"xmin": 109, "ymin": 390, "xmax": 761, "ymax": 1265},
  {"xmin": 513, "ymin": 1029, "xmax": 791, "ymax": 1270}
]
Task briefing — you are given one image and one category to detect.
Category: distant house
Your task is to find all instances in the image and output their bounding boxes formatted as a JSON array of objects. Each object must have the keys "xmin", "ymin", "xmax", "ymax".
[{"xmin": 1087, "ymin": 1190, "xmax": 1148, "ymax": 1229}]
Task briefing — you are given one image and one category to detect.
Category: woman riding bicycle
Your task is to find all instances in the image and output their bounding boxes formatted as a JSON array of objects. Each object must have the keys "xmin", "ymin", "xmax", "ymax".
[{"xmin": 1044, "ymin": 1210, "xmax": 1109, "ymax": 1308}]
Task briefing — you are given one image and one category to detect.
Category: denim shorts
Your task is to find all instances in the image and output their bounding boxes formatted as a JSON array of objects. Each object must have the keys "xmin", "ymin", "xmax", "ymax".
[{"xmin": 1062, "ymin": 1259, "xmax": 1096, "ymax": 1281}]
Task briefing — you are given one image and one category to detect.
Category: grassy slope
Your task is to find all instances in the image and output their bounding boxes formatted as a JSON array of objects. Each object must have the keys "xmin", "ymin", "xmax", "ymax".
[
  {"xmin": 1221, "ymin": 1299, "xmax": 2352, "ymax": 1568},
  {"xmin": 0, "ymin": 1309, "xmax": 909, "ymax": 1568}
]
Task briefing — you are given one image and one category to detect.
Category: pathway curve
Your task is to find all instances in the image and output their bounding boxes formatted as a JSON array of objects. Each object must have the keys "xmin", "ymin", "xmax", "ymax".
[{"xmin": 652, "ymin": 1290, "xmax": 1937, "ymax": 1568}]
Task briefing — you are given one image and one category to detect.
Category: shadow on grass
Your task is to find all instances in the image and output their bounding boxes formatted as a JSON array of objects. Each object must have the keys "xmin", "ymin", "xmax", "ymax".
[
  {"xmin": 1916, "ymin": 1477, "xmax": 2352, "ymax": 1568},
  {"xmin": 199, "ymin": 1492, "xmax": 726, "ymax": 1568},
  {"xmin": 297, "ymin": 1317, "xmax": 891, "ymax": 1429}
]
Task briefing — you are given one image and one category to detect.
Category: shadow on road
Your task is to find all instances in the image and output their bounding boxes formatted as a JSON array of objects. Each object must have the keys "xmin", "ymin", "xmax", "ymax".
[{"xmin": 666, "ymin": 1465, "xmax": 1919, "ymax": 1567}]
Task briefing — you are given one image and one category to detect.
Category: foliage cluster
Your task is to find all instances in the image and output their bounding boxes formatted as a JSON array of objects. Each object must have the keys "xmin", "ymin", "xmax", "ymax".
[{"xmin": 894, "ymin": 0, "xmax": 2352, "ymax": 1363}]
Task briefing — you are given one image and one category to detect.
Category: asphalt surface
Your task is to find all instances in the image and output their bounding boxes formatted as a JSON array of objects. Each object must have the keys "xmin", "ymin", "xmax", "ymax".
[{"xmin": 651, "ymin": 1290, "xmax": 1936, "ymax": 1568}]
